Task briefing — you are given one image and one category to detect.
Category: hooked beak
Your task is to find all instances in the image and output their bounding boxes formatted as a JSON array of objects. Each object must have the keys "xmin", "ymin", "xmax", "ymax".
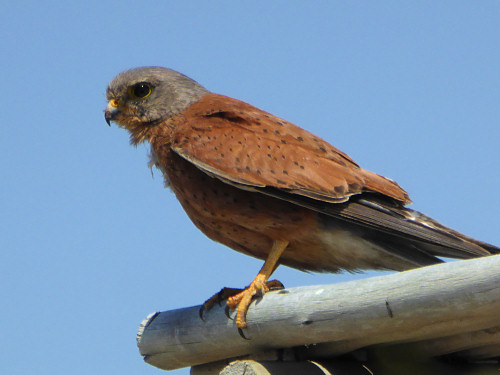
[{"xmin": 104, "ymin": 99, "xmax": 120, "ymax": 126}]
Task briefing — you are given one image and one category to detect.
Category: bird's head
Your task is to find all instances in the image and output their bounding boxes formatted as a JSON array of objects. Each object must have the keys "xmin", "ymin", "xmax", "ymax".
[{"xmin": 105, "ymin": 66, "xmax": 209, "ymax": 144}]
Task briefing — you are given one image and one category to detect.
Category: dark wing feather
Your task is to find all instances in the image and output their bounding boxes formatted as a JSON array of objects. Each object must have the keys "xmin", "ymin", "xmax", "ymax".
[{"xmin": 257, "ymin": 187, "xmax": 499, "ymax": 263}]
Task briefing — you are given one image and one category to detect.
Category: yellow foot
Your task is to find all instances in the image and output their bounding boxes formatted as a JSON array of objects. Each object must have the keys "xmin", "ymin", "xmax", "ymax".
[
  {"xmin": 227, "ymin": 279, "xmax": 284, "ymax": 329},
  {"xmin": 200, "ymin": 240, "xmax": 289, "ymax": 331},
  {"xmin": 199, "ymin": 281, "xmax": 284, "ymax": 328}
]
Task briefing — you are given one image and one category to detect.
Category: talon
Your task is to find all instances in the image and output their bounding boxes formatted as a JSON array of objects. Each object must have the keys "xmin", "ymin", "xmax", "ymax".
[
  {"xmin": 238, "ymin": 328, "xmax": 250, "ymax": 340},
  {"xmin": 199, "ymin": 305, "xmax": 206, "ymax": 321},
  {"xmin": 225, "ymin": 304, "xmax": 233, "ymax": 319},
  {"xmin": 267, "ymin": 279, "xmax": 285, "ymax": 291}
]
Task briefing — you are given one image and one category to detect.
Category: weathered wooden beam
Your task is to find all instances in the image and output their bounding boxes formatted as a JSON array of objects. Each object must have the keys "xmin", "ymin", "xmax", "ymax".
[
  {"xmin": 406, "ymin": 325, "xmax": 500, "ymax": 357},
  {"xmin": 137, "ymin": 254, "xmax": 500, "ymax": 371},
  {"xmin": 191, "ymin": 357, "xmax": 500, "ymax": 375},
  {"xmin": 459, "ymin": 343, "xmax": 500, "ymax": 360},
  {"xmin": 191, "ymin": 359, "xmax": 373, "ymax": 375}
]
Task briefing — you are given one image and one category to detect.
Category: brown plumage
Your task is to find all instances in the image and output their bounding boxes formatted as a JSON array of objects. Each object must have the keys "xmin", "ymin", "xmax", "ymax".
[{"xmin": 105, "ymin": 66, "xmax": 499, "ymax": 329}]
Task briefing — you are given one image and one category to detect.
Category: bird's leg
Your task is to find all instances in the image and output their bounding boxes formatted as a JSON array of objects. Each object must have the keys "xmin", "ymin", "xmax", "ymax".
[{"xmin": 227, "ymin": 240, "xmax": 289, "ymax": 329}]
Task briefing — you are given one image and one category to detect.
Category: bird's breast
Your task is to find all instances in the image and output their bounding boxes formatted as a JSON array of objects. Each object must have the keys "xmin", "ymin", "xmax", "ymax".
[{"xmin": 150, "ymin": 144, "xmax": 319, "ymax": 259}]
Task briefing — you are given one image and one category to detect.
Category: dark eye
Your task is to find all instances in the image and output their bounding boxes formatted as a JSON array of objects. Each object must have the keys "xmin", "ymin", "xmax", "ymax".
[{"xmin": 129, "ymin": 82, "xmax": 152, "ymax": 99}]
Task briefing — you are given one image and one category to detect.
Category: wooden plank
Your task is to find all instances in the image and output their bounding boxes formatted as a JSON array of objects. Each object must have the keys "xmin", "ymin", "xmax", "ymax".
[
  {"xmin": 408, "ymin": 326, "xmax": 500, "ymax": 357},
  {"xmin": 192, "ymin": 359, "xmax": 373, "ymax": 375},
  {"xmin": 137, "ymin": 255, "xmax": 500, "ymax": 371},
  {"xmin": 219, "ymin": 360, "xmax": 325, "ymax": 375},
  {"xmin": 459, "ymin": 343, "xmax": 500, "ymax": 359}
]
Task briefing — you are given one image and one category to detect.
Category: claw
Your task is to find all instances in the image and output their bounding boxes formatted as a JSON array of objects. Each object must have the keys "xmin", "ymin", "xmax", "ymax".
[
  {"xmin": 199, "ymin": 305, "xmax": 206, "ymax": 321},
  {"xmin": 238, "ymin": 328, "xmax": 250, "ymax": 340},
  {"xmin": 225, "ymin": 304, "xmax": 233, "ymax": 319},
  {"xmin": 267, "ymin": 279, "xmax": 285, "ymax": 291}
]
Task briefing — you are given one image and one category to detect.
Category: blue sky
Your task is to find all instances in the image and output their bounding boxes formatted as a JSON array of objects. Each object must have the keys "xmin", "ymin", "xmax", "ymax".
[{"xmin": 2, "ymin": 2, "xmax": 499, "ymax": 374}]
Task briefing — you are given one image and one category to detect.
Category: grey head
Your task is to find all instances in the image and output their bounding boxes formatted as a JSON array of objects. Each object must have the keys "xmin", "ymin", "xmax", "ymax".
[{"xmin": 105, "ymin": 67, "xmax": 209, "ymax": 128}]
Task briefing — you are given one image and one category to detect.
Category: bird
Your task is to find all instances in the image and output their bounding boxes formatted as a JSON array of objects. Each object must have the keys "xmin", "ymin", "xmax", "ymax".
[{"xmin": 105, "ymin": 66, "xmax": 499, "ymax": 329}]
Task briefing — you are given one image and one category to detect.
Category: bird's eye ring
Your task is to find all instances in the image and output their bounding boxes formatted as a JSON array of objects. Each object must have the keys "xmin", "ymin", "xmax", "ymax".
[{"xmin": 129, "ymin": 82, "xmax": 152, "ymax": 99}]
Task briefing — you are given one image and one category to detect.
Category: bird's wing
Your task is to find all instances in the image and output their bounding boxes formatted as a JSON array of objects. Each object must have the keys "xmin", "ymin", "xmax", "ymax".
[
  {"xmin": 171, "ymin": 93, "xmax": 499, "ymax": 261},
  {"xmin": 171, "ymin": 93, "xmax": 411, "ymax": 205}
]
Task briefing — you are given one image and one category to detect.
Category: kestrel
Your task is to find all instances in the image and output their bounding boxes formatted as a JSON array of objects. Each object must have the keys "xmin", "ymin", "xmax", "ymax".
[{"xmin": 105, "ymin": 67, "xmax": 499, "ymax": 329}]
